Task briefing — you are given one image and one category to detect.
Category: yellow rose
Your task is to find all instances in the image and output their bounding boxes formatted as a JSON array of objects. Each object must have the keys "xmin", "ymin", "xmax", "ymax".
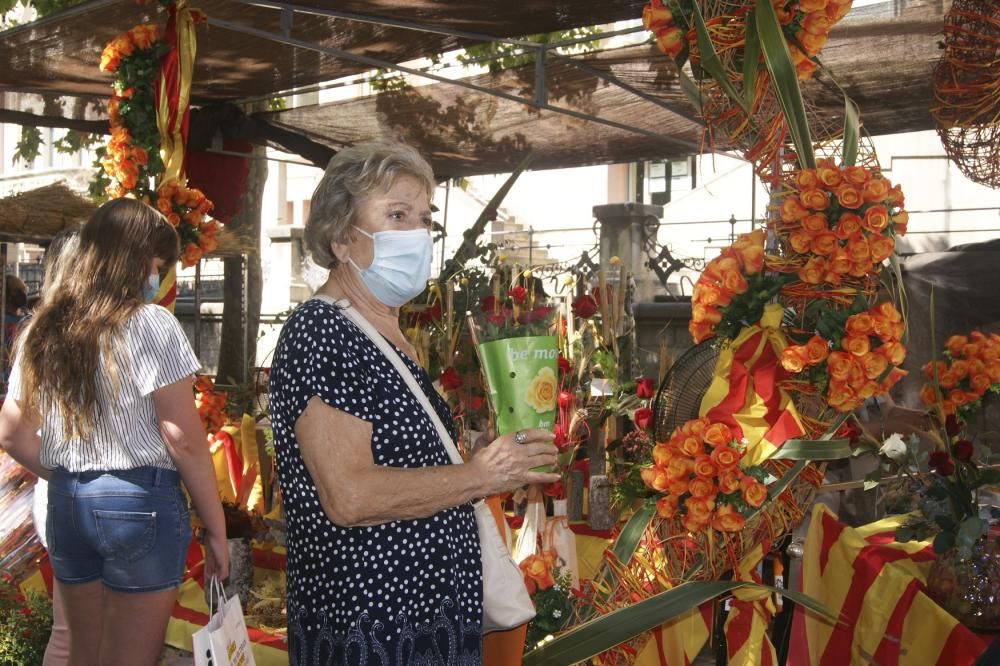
[{"xmin": 524, "ymin": 366, "xmax": 557, "ymax": 413}]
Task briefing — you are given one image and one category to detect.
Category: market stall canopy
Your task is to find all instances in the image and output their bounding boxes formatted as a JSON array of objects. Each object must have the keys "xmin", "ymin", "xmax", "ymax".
[
  {"xmin": 0, "ymin": 0, "xmax": 646, "ymax": 101},
  {"xmin": 0, "ymin": 0, "xmax": 949, "ymax": 178}
]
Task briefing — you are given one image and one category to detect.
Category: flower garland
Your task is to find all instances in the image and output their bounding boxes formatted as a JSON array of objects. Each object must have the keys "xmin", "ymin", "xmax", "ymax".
[
  {"xmin": 920, "ymin": 331, "xmax": 1000, "ymax": 419},
  {"xmin": 689, "ymin": 228, "xmax": 785, "ymax": 344},
  {"xmin": 639, "ymin": 418, "xmax": 769, "ymax": 534},
  {"xmin": 643, "ymin": 0, "xmax": 853, "ymax": 81},
  {"xmin": 98, "ymin": 14, "xmax": 221, "ymax": 267}
]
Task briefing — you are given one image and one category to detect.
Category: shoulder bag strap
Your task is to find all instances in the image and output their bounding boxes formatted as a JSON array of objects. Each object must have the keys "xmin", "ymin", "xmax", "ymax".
[{"xmin": 310, "ymin": 294, "xmax": 464, "ymax": 466}]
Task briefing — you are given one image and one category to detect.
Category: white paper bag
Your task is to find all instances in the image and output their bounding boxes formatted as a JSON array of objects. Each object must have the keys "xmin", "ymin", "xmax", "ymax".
[
  {"xmin": 544, "ymin": 499, "xmax": 580, "ymax": 589},
  {"xmin": 193, "ymin": 578, "xmax": 256, "ymax": 666}
]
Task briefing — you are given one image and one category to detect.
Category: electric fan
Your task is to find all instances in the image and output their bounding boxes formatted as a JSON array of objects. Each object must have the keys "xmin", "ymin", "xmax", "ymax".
[{"xmin": 651, "ymin": 341, "xmax": 720, "ymax": 441}]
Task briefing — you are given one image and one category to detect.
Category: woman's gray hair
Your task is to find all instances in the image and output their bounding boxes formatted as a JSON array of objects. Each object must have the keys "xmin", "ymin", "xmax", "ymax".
[{"xmin": 304, "ymin": 140, "xmax": 435, "ymax": 269}]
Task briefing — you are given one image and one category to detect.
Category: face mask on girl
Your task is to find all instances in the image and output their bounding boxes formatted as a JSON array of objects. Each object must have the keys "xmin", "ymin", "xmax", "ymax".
[
  {"xmin": 142, "ymin": 272, "xmax": 159, "ymax": 304},
  {"xmin": 348, "ymin": 227, "xmax": 432, "ymax": 307}
]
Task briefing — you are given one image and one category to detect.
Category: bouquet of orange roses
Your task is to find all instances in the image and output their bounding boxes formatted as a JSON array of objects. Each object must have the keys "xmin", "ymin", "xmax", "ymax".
[
  {"xmin": 689, "ymin": 228, "xmax": 786, "ymax": 344},
  {"xmin": 920, "ymin": 330, "xmax": 1000, "ymax": 419},
  {"xmin": 639, "ymin": 418, "xmax": 770, "ymax": 535}
]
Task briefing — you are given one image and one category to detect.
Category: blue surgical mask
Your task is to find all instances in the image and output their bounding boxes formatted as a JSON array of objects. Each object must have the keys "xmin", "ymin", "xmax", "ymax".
[
  {"xmin": 349, "ymin": 226, "xmax": 432, "ymax": 307},
  {"xmin": 142, "ymin": 272, "xmax": 159, "ymax": 303}
]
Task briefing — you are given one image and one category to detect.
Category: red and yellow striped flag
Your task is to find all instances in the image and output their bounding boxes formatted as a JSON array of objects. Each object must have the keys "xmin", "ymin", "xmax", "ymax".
[
  {"xmin": 699, "ymin": 304, "xmax": 806, "ymax": 466},
  {"xmin": 789, "ymin": 504, "xmax": 994, "ymax": 665}
]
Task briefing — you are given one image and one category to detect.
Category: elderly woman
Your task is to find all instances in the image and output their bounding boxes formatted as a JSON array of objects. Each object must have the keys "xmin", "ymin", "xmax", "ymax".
[{"xmin": 268, "ymin": 141, "xmax": 558, "ymax": 665}]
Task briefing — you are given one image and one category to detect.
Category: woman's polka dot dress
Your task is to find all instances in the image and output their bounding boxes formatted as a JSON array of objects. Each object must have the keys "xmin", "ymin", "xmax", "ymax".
[{"xmin": 269, "ymin": 299, "xmax": 483, "ymax": 665}]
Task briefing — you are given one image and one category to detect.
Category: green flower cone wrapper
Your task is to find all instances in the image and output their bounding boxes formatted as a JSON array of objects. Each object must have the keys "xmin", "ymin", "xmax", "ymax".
[{"xmin": 477, "ymin": 335, "xmax": 558, "ymax": 472}]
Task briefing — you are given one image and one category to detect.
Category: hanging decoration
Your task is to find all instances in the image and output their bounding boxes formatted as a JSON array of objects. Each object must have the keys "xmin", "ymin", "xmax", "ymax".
[
  {"xmin": 96, "ymin": 0, "xmax": 221, "ymax": 270},
  {"xmin": 931, "ymin": 0, "xmax": 1000, "ymax": 189}
]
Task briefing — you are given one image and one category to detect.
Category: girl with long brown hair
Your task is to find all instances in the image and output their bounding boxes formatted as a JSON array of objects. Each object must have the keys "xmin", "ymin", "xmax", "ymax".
[{"xmin": 0, "ymin": 198, "xmax": 229, "ymax": 665}]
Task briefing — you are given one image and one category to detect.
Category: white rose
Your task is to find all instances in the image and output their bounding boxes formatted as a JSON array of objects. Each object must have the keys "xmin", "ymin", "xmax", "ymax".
[{"xmin": 879, "ymin": 433, "xmax": 907, "ymax": 461}]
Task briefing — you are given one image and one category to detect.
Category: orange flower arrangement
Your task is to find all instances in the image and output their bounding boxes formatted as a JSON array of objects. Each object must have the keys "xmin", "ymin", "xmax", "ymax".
[
  {"xmin": 99, "ymin": 23, "xmax": 159, "ymax": 73},
  {"xmin": 194, "ymin": 375, "xmax": 229, "ymax": 434},
  {"xmin": 643, "ymin": 0, "xmax": 852, "ymax": 80},
  {"xmin": 780, "ymin": 301, "xmax": 908, "ymax": 412},
  {"xmin": 519, "ymin": 550, "xmax": 558, "ymax": 595},
  {"xmin": 920, "ymin": 330, "xmax": 1000, "ymax": 418},
  {"xmin": 97, "ymin": 20, "xmax": 220, "ymax": 267},
  {"xmin": 639, "ymin": 418, "xmax": 769, "ymax": 534},
  {"xmin": 689, "ymin": 229, "xmax": 782, "ymax": 343},
  {"xmin": 773, "ymin": 160, "xmax": 908, "ymax": 289},
  {"xmin": 157, "ymin": 180, "xmax": 220, "ymax": 267}
]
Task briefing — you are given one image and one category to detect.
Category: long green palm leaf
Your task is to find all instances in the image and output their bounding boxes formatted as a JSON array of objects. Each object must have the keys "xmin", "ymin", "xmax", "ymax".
[
  {"xmin": 690, "ymin": 2, "xmax": 751, "ymax": 115},
  {"xmin": 842, "ymin": 96, "xmax": 860, "ymax": 167},
  {"xmin": 754, "ymin": 0, "xmax": 814, "ymax": 168},
  {"xmin": 523, "ymin": 580, "xmax": 835, "ymax": 665}
]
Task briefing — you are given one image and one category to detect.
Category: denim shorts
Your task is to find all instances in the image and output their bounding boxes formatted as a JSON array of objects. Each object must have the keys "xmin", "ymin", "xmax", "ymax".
[{"xmin": 47, "ymin": 466, "xmax": 192, "ymax": 593}]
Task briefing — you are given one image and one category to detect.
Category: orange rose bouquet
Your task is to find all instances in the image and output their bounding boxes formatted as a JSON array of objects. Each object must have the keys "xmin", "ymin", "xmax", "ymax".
[
  {"xmin": 96, "ymin": 23, "xmax": 165, "ymax": 202},
  {"xmin": 689, "ymin": 228, "xmax": 787, "ymax": 343},
  {"xmin": 780, "ymin": 301, "xmax": 907, "ymax": 413},
  {"xmin": 157, "ymin": 180, "xmax": 220, "ymax": 267},
  {"xmin": 772, "ymin": 160, "xmax": 908, "ymax": 291},
  {"xmin": 96, "ymin": 18, "xmax": 221, "ymax": 268},
  {"xmin": 639, "ymin": 418, "xmax": 771, "ymax": 535},
  {"xmin": 643, "ymin": 0, "xmax": 852, "ymax": 80},
  {"xmin": 920, "ymin": 330, "xmax": 1000, "ymax": 419}
]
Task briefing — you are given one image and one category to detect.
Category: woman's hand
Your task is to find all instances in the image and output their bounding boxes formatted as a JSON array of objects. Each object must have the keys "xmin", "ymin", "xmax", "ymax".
[
  {"xmin": 203, "ymin": 529, "xmax": 230, "ymax": 582},
  {"xmin": 470, "ymin": 428, "xmax": 560, "ymax": 496}
]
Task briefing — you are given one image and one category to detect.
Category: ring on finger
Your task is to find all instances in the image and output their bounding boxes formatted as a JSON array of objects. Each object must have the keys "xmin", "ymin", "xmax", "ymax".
[{"xmin": 514, "ymin": 430, "xmax": 528, "ymax": 445}]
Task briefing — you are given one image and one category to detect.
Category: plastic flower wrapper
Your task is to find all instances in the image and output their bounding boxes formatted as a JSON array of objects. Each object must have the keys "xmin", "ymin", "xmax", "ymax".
[{"xmin": 467, "ymin": 279, "xmax": 560, "ymax": 471}]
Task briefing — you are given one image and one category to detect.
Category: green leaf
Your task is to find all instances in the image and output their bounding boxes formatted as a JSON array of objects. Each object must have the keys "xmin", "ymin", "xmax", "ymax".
[
  {"xmin": 863, "ymin": 468, "xmax": 882, "ymax": 491},
  {"xmin": 957, "ymin": 516, "xmax": 985, "ymax": 551},
  {"xmin": 754, "ymin": 0, "xmax": 815, "ymax": 168},
  {"xmin": 677, "ymin": 66, "xmax": 705, "ymax": 116},
  {"xmin": 689, "ymin": 2, "xmax": 750, "ymax": 114},
  {"xmin": 842, "ymin": 97, "xmax": 860, "ymax": 167},
  {"xmin": 771, "ymin": 438, "xmax": 851, "ymax": 461},
  {"xmin": 933, "ymin": 531, "xmax": 955, "ymax": 554},
  {"xmin": 580, "ymin": 501, "xmax": 656, "ymax": 621},
  {"xmin": 742, "ymin": 8, "xmax": 761, "ymax": 110},
  {"xmin": 523, "ymin": 581, "xmax": 834, "ymax": 665}
]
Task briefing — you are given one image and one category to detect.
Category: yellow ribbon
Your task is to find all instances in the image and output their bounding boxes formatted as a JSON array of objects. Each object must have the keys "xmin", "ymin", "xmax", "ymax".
[{"xmin": 156, "ymin": 0, "xmax": 197, "ymax": 187}]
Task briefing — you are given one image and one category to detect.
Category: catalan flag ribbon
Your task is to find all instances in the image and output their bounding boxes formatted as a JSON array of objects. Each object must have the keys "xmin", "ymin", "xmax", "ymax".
[
  {"xmin": 725, "ymin": 542, "xmax": 778, "ymax": 666},
  {"xmin": 699, "ymin": 304, "xmax": 806, "ymax": 466},
  {"xmin": 789, "ymin": 504, "xmax": 995, "ymax": 665},
  {"xmin": 636, "ymin": 604, "xmax": 714, "ymax": 666},
  {"xmin": 155, "ymin": 0, "xmax": 198, "ymax": 186}
]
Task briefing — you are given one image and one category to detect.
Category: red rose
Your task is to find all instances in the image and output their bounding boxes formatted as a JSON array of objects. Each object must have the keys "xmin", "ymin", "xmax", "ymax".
[
  {"xmin": 439, "ymin": 367, "xmax": 463, "ymax": 391},
  {"xmin": 553, "ymin": 423, "xmax": 568, "ymax": 448},
  {"xmin": 953, "ymin": 439, "xmax": 974, "ymax": 462},
  {"xmin": 928, "ymin": 451, "xmax": 955, "ymax": 476},
  {"xmin": 508, "ymin": 286, "xmax": 528, "ymax": 305},
  {"xmin": 543, "ymin": 480, "xmax": 564, "ymax": 498},
  {"xmin": 945, "ymin": 414, "xmax": 961, "ymax": 437},
  {"xmin": 485, "ymin": 312, "xmax": 508, "ymax": 327},
  {"xmin": 480, "ymin": 295, "xmax": 500, "ymax": 313},
  {"xmin": 635, "ymin": 377, "xmax": 655, "ymax": 399},
  {"xmin": 633, "ymin": 407, "xmax": 653, "ymax": 430},
  {"xmin": 837, "ymin": 419, "xmax": 863, "ymax": 444},
  {"xmin": 470, "ymin": 396, "xmax": 484, "ymax": 411},
  {"xmin": 557, "ymin": 390, "xmax": 574, "ymax": 409},
  {"xmin": 571, "ymin": 295, "xmax": 598, "ymax": 318},
  {"xmin": 557, "ymin": 354, "xmax": 571, "ymax": 375}
]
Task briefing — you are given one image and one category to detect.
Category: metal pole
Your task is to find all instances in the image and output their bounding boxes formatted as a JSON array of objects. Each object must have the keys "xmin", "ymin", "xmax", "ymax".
[
  {"xmin": 528, "ymin": 226, "xmax": 534, "ymax": 267},
  {"xmin": 440, "ymin": 180, "xmax": 450, "ymax": 274}
]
